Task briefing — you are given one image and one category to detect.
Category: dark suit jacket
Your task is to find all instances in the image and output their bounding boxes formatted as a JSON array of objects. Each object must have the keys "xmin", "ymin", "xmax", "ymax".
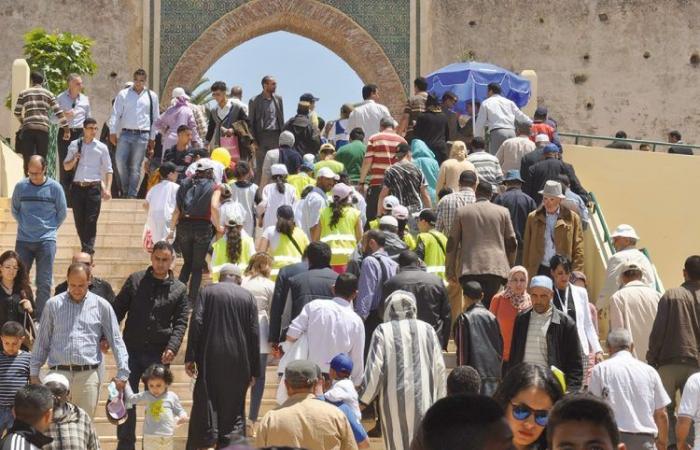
[
  {"xmin": 268, "ymin": 262, "xmax": 307, "ymax": 343},
  {"xmin": 248, "ymin": 93, "xmax": 285, "ymax": 139},
  {"xmin": 288, "ymin": 267, "xmax": 337, "ymax": 320},
  {"xmin": 508, "ymin": 307, "xmax": 583, "ymax": 392}
]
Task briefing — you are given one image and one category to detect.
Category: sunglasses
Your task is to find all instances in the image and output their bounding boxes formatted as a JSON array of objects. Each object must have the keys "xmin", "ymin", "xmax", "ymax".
[{"xmin": 511, "ymin": 402, "xmax": 549, "ymax": 427}]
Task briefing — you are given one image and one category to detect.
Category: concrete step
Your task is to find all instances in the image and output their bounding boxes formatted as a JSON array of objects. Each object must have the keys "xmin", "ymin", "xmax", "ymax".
[
  {"xmin": 99, "ymin": 437, "xmax": 187, "ymax": 450},
  {"xmin": 0, "ymin": 220, "xmax": 148, "ymax": 235},
  {"xmin": 0, "ymin": 208, "xmax": 148, "ymax": 223},
  {"xmin": 54, "ymin": 259, "xmax": 152, "ymax": 278},
  {"xmin": 0, "ymin": 232, "xmax": 148, "ymax": 248},
  {"xmin": 102, "ymin": 365, "xmax": 281, "ymax": 382}
]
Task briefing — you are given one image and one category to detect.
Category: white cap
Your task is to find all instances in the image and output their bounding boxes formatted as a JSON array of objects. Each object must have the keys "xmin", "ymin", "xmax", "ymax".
[
  {"xmin": 383, "ymin": 195, "xmax": 401, "ymax": 210},
  {"xmin": 391, "ymin": 204, "xmax": 409, "ymax": 220},
  {"xmin": 172, "ymin": 87, "xmax": 189, "ymax": 99},
  {"xmin": 303, "ymin": 154, "xmax": 316, "ymax": 164},
  {"xmin": 271, "ymin": 164, "xmax": 288, "ymax": 177},
  {"xmin": 316, "ymin": 167, "xmax": 339, "ymax": 180},
  {"xmin": 195, "ymin": 159, "xmax": 214, "ymax": 171},
  {"xmin": 379, "ymin": 215, "xmax": 399, "ymax": 227},
  {"xmin": 611, "ymin": 224, "xmax": 640, "ymax": 240},
  {"xmin": 535, "ymin": 133, "xmax": 550, "ymax": 143},
  {"xmin": 224, "ymin": 208, "xmax": 244, "ymax": 227},
  {"xmin": 43, "ymin": 373, "xmax": 70, "ymax": 390}
]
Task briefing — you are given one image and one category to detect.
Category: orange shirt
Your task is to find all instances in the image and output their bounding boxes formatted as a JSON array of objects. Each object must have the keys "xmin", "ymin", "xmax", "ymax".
[{"xmin": 489, "ymin": 293, "xmax": 519, "ymax": 361}]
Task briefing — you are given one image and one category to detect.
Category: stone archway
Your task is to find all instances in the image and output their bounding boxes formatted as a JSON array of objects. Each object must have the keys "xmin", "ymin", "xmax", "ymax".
[{"xmin": 163, "ymin": 0, "xmax": 407, "ymax": 114}]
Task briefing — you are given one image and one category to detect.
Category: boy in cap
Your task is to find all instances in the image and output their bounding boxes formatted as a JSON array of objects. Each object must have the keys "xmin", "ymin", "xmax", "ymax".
[
  {"xmin": 367, "ymin": 195, "xmax": 400, "ymax": 230},
  {"xmin": 314, "ymin": 143, "xmax": 345, "ymax": 176},
  {"xmin": 415, "ymin": 209, "xmax": 448, "ymax": 280},
  {"xmin": 325, "ymin": 353, "xmax": 361, "ymax": 421}
]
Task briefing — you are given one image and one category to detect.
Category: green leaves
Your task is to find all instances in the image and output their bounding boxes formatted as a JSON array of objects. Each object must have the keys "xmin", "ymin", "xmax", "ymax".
[{"xmin": 21, "ymin": 28, "xmax": 98, "ymax": 95}]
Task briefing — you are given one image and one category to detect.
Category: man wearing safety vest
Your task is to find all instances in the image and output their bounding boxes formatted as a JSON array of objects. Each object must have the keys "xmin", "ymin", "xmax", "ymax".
[
  {"xmin": 210, "ymin": 209, "xmax": 255, "ymax": 282},
  {"xmin": 415, "ymin": 209, "xmax": 447, "ymax": 281}
]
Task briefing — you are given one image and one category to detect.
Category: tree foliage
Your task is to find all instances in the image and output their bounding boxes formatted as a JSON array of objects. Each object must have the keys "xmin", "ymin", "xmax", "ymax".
[
  {"xmin": 189, "ymin": 77, "xmax": 213, "ymax": 106},
  {"xmin": 23, "ymin": 28, "xmax": 97, "ymax": 94}
]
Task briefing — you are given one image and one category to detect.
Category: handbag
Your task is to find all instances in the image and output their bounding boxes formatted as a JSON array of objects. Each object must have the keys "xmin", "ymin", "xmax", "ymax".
[
  {"xmin": 220, "ymin": 134, "xmax": 240, "ymax": 162},
  {"xmin": 23, "ymin": 311, "xmax": 36, "ymax": 350}
]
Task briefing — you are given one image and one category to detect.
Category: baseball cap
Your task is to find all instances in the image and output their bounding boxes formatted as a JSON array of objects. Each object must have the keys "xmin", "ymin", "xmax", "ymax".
[
  {"xmin": 392, "ymin": 204, "xmax": 409, "ymax": 220},
  {"xmin": 43, "ymin": 373, "xmax": 70, "ymax": 390},
  {"xmin": 330, "ymin": 353, "xmax": 353, "ymax": 374},
  {"xmin": 379, "ymin": 215, "xmax": 399, "ymax": 227},
  {"xmin": 301, "ymin": 161, "xmax": 314, "ymax": 171},
  {"xmin": 271, "ymin": 163, "xmax": 288, "ymax": 177},
  {"xmin": 530, "ymin": 275, "xmax": 554, "ymax": 291},
  {"xmin": 300, "ymin": 93, "xmax": 319, "ymax": 102},
  {"xmin": 317, "ymin": 166, "xmax": 339, "ymax": 180},
  {"xmin": 285, "ymin": 360, "xmax": 319, "ymax": 387},
  {"xmin": 382, "ymin": 195, "xmax": 400, "ymax": 210},
  {"xmin": 535, "ymin": 133, "xmax": 550, "ymax": 143},
  {"xmin": 303, "ymin": 154, "xmax": 316, "ymax": 165},
  {"xmin": 224, "ymin": 208, "xmax": 244, "ymax": 227},
  {"xmin": 542, "ymin": 143, "xmax": 561, "ymax": 154},
  {"xmin": 419, "ymin": 209, "xmax": 437, "ymax": 225},
  {"xmin": 196, "ymin": 159, "xmax": 214, "ymax": 171},
  {"xmin": 332, "ymin": 183, "xmax": 353, "ymax": 200}
]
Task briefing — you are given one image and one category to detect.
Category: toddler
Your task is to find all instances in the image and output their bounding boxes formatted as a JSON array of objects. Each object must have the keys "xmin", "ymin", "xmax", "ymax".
[{"xmin": 324, "ymin": 353, "xmax": 360, "ymax": 421}]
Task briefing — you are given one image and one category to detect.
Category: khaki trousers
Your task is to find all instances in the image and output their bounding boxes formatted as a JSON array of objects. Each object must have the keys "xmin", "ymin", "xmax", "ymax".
[
  {"xmin": 658, "ymin": 363, "xmax": 699, "ymax": 446},
  {"xmin": 50, "ymin": 369, "xmax": 100, "ymax": 418}
]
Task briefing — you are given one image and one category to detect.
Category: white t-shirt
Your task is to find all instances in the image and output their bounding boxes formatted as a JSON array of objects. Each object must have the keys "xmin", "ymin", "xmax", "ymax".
[
  {"xmin": 230, "ymin": 182, "xmax": 258, "ymax": 237},
  {"xmin": 242, "ymin": 275, "xmax": 275, "ymax": 353},
  {"xmin": 679, "ymin": 372, "xmax": 700, "ymax": 448},
  {"xmin": 294, "ymin": 189, "xmax": 327, "ymax": 238},
  {"xmin": 260, "ymin": 183, "xmax": 297, "ymax": 230},
  {"xmin": 325, "ymin": 378, "xmax": 361, "ymax": 421},
  {"xmin": 145, "ymin": 180, "xmax": 180, "ymax": 243},
  {"xmin": 589, "ymin": 350, "xmax": 670, "ymax": 434},
  {"xmin": 185, "ymin": 158, "xmax": 226, "ymax": 184}
]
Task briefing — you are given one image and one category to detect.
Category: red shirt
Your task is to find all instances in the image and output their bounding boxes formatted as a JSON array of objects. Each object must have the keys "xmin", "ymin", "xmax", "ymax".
[
  {"xmin": 529, "ymin": 122, "xmax": 556, "ymax": 144},
  {"xmin": 363, "ymin": 131, "xmax": 406, "ymax": 186}
]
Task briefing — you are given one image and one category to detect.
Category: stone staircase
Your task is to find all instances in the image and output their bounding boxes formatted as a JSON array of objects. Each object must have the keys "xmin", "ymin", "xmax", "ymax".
[{"xmin": 0, "ymin": 197, "xmax": 455, "ymax": 450}]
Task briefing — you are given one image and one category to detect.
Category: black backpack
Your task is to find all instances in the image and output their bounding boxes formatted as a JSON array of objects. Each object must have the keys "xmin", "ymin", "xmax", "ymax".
[{"xmin": 181, "ymin": 178, "xmax": 215, "ymax": 219}]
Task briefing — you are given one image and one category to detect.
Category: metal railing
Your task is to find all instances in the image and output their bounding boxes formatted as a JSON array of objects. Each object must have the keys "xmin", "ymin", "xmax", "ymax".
[{"xmin": 559, "ymin": 132, "xmax": 700, "ymax": 153}]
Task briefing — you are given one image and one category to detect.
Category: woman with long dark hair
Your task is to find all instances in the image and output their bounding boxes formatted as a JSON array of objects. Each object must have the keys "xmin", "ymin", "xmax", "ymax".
[
  {"xmin": 0, "ymin": 250, "xmax": 34, "ymax": 328},
  {"xmin": 318, "ymin": 183, "xmax": 363, "ymax": 273},
  {"xmin": 241, "ymin": 252, "xmax": 275, "ymax": 434},
  {"xmin": 493, "ymin": 363, "xmax": 564, "ymax": 449},
  {"xmin": 257, "ymin": 205, "xmax": 308, "ymax": 280},
  {"xmin": 210, "ymin": 209, "xmax": 255, "ymax": 282}
]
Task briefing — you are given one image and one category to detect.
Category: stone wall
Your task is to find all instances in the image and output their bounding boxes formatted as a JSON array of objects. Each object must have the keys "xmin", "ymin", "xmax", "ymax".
[
  {"xmin": 421, "ymin": 0, "xmax": 700, "ymax": 145},
  {"xmin": 0, "ymin": 0, "xmax": 144, "ymax": 137}
]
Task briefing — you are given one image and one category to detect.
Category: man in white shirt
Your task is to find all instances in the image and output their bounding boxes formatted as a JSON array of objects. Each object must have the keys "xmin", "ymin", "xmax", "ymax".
[
  {"xmin": 676, "ymin": 371, "xmax": 700, "ymax": 450},
  {"xmin": 474, "ymin": 82, "xmax": 531, "ymax": 155},
  {"xmin": 295, "ymin": 167, "xmax": 337, "ymax": 239},
  {"xmin": 609, "ymin": 262, "xmax": 661, "ymax": 362},
  {"xmin": 56, "ymin": 73, "xmax": 91, "ymax": 197},
  {"xmin": 285, "ymin": 273, "xmax": 365, "ymax": 385},
  {"xmin": 107, "ymin": 68, "xmax": 160, "ymax": 198},
  {"xmin": 598, "ymin": 224, "xmax": 656, "ymax": 337},
  {"xmin": 589, "ymin": 328, "xmax": 670, "ymax": 450},
  {"xmin": 346, "ymin": 84, "xmax": 397, "ymax": 144}
]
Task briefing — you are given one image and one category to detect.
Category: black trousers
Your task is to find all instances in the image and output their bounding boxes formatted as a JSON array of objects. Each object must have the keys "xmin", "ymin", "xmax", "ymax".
[
  {"xmin": 363, "ymin": 309, "xmax": 383, "ymax": 362},
  {"xmin": 460, "ymin": 274, "xmax": 506, "ymax": 310},
  {"xmin": 70, "ymin": 183, "xmax": 102, "ymax": 254},
  {"xmin": 365, "ymin": 185, "xmax": 383, "ymax": 224},
  {"xmin": 58, "ymin": 128, "xmax": 84, "ymax": 205},
  {"xmin": 177, "ymin": 220, "xmax": 213, "ymax": 301},
  {"xmin": 20, "ymin": 129, "xmax": 49, "ymax": 175}
]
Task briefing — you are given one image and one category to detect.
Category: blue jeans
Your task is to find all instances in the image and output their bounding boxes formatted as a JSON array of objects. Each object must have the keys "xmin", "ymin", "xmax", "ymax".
[
  {"xmin": 248, "ymin": 353, "xmax": 268, "ymax": 421},
  {"xmin": 0, "ymin": 406, "xmax": 13, "ymax": 436},
  {"xmin": 116, "ymin": 348, "xmax": 164, "ymax": 450},
  {"xmin": 116, "ymin": 130, "xmax": 149, "ymax": 198},
  {"xmin": 15, "ymin": 240, "xmax": 56, "ymax": 319}
]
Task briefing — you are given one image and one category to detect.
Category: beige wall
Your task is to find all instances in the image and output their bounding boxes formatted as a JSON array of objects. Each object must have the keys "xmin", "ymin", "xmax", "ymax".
[
  {"xmin": 0, "ymin": 0, "xmax": 144, "ymax": 138},
  {"xmin": 565, "ymin": 145, "xmax": 700, "ymax": 289},
  {"xmin": 421, "ymin": 0, "xmax": 700, "ymax": 145},
  {"xmin": 0, "ymin": 142, "xmax": 23, "ymax": 198}
]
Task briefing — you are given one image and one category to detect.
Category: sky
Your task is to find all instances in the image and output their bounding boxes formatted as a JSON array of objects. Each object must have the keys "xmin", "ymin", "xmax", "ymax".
[{"xmin": 202, "ymin": 31, "xmax": 365, "ymax": 122}]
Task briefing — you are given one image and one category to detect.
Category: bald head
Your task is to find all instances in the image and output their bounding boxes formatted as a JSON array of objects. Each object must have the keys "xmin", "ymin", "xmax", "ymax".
[{"xmin": 27, "ymin": 156, "xmax": 47, "ymax": 184}]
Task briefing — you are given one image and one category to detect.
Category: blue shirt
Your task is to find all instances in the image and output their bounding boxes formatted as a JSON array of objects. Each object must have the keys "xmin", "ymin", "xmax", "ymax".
[
  {"xmin": 30, "ymin": 292, "xmax": 130, "ymax": 380},
  {"xmin": 11, "ymin": 177, "xmax": 67, "ymax": 243},
  {"xmin": 65, "ymin": 138, "xmax": 113, "ymax": 182},
  {"xmin": 355, "ymin": 250, "xmax": 398, "ymax": 319},
  {"xmin": 56, "ymin": 91, "xmax": 91, "ymax": 128},
  {"xmin": 0, "ymin": 351, "xmax": 31, "ymax": 407},
  {"xmin": 107, "ymin": 87, "xmax": 160, "ymax": 140},
  {"xmin": 318, "ymin": 396, "xmax": 368, "ymax": 444}
]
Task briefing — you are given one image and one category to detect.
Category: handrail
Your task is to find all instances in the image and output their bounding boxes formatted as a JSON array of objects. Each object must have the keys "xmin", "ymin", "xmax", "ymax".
[{"xmin": 559, "ymin": 131, "xmax": 700, "ymax": 153}]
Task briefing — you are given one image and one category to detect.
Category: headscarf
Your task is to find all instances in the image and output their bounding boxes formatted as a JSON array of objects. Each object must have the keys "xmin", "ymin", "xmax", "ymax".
[
  {"xmin": 383, "ymin": 290, "xmax": 418, "ymax": 322},
  {"xmin": 449, "ymin": 140, "xmax": 468, "ymax": 161},
  {"xmin": 503, "ymin": 265, "xmax": 532, "ymax": 312},
  {"xmin": 410, "ymin": 139, "xmax": 439, "ymax": 204}
]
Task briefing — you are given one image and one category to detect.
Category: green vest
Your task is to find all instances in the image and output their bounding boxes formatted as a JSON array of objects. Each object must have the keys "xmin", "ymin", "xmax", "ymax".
[
  {"xmin": 270, "ymin": 227, "xmax": 309, "ymax": 279},
  {"xmin": 417, "ymin": 230, "xmax": 447, "ymax": 279},
  {"xmin": 211, "ymin": 234, "xmax": 255, "ymax": 282},
  {"xmin": 319, "ymin": 206, "xmax": 360, "ymax": 267}
]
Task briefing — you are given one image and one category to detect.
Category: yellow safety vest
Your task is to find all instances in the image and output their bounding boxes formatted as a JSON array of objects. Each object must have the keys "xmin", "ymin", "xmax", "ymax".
[
  {"xmin": 287, "ymin": 173, "xmax": 316, "ymax": 199},
  {"xmin": 210, "ymin": 234, "xmax": 255, "ymax": 282},
  {"xmin": 270, "ymin": 227, "xmax": 309, "ymax": 279},
  {"xmin": 368, "ymin": 218, "xmax": 379, "ymax": 230},
  {"xmin": 403, "ymin": 233, "xmax": 417, "ymax": 250},
  {"xmin": 417, "ymin": 230, "xmax": 447, "ymax": 279},
  {"xmin": 319, "ymin": 206, "xmax": 360, "ymax": 267}
]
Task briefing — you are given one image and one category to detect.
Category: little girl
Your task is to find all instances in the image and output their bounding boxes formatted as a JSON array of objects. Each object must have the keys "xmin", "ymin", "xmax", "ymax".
[{"xmin": 126, "ymin": 364, "xmax": 188, "ymax": 450}]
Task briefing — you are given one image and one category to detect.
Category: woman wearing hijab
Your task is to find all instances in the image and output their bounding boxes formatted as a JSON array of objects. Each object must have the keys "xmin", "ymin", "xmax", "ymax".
[
  {"xmin": 435, "ymin": 140, "xmax": 476, "ymax": 193},
  {"xmin": 410, "ymin": 139, "xmax": 439, "ymax": 205},
  {"xmin": 154, "ymin": 88, "xmax": 202, "ymax": 150},
  {"xmin": 489, "ymin": 266, "xmax": 532, "ymax": 361},
  {"xmin": 359, "ymin": 290, "xmax": 446, "ymax": 450}
]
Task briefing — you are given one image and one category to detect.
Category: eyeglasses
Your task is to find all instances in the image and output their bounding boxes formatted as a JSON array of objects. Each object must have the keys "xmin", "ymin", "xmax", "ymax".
[{"xmin": 511, "ymin": 402, "xmax": 550, "ymax": 427}]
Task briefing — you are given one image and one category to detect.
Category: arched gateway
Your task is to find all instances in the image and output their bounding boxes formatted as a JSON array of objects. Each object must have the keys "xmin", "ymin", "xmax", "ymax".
[{"xmin": 161, "ymin": 0, "xmax": 409, "ymax": 113}]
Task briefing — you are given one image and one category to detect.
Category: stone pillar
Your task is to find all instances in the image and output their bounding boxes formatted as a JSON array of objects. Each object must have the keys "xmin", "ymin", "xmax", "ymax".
[
  {"xmin": 10, "ymin": 59, "xmax": 30, "ymax": 146},
  {"xmin": 520, "ymin": 69, "xmax": 538, "ymax": 117}
]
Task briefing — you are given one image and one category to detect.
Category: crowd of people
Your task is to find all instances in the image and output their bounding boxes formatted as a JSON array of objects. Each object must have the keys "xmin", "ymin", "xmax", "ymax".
[{"xmin": 3, "ymin": 68, "xmax": 700, "ymax": 450}]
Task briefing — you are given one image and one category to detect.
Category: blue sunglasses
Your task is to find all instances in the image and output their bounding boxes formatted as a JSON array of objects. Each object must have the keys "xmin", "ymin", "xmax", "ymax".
[{"xmin": 511, "ymin": 402, "xmax": 549, "ymax": 427}]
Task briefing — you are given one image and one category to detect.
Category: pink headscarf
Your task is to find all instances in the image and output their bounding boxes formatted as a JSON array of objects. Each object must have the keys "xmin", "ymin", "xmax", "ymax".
[{"xmin": 503, "ymin": 265, "xmax": 532, "ymax": 312}]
